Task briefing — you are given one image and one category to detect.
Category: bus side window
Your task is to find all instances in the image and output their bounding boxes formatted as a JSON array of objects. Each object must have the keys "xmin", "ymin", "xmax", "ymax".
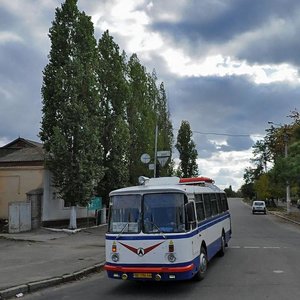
[
  {"xmin": 185, "ymin": 202, "xmax": 197, "ymax": 230},
  {"xmin": 221, "ymin": 193, "xmax": 229, "ymax": 211},
  {"xmin": 203, "ymin": 194, "xmax": 212, "ymax": 218},
  {"xmin": 210, "ymin": 193, "xmax": 218, "ymax": 215},
  {"xmin": 216, "ymin": 193, "xmax": 222, "ymax": 213},
  {"xmin": 195, "ymin": 194, "xmax": 205, "ymax": 221}
]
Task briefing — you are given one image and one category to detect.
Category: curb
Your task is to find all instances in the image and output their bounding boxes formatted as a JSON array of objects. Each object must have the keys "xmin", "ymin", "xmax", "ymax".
[
  {"xmin": 0, "ymin": 224, "xmax": 107, "ymax": 242},
  {"xmin": 43, "ymin": 223, "xmax": 107, "ymax": 233},
  {"xmin": 0, "ymin": 262, "xmax": 105, "ymax": 300},
  {"xmin": 268, "ymin": 211, "xmax": 300, "ymax": 226}
]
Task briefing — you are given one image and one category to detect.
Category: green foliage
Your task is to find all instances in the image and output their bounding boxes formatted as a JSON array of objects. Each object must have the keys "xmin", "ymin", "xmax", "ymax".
[
  {"xmin": 157, "ymin": 82, "xmax": 174, "ymax": 176},
  {"xmin": 243, "ymin": 165, "xmax": 263, "ymax": 185},
  {"xmin": 224, "ymin": 185, "xmax": 237, "ymax": 197},
  {"xmin": 126, "ymin": 54, "xmax": 155, "ymax": 183},
  {"xmin": 96, "ymin": 30, "xmax": 130, "ymax": 203},
  {"xmin": 175, "ymin": 120, "xmax": 198, "ymax": 177},
  {"xmin": 285, "ymin": 141, "xmax": 300, "ymax": 184},
  {"xmin": 240, "ymin": 182, "xmax": 255, "ymax": 199},
  {"xmin": 126, "ymin": 57, "xmax": 174, "ymax": 183},
  {"xmin": 40, "ymin": 0, "xmax": 103, "ymax": 207},
  {"xmin": 242, "ymin": 110, "xmax": 300, "ymax": 200},
  {"xmin": 41, "ymin": 0, "xmax": 175, "ymax": 207},
  {"xmin": 254, "ymin": 174, "xmax": 272, "ymax": 199}
]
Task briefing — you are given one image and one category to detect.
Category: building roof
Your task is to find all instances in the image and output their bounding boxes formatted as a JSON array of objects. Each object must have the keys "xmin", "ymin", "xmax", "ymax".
[
  {"xmin": 0, "ymin": 137, "xmax": 44, "ymax": 166},
  {"xmin": 1, "ymin": 137, "xmax": 43, "ymax": 149}
]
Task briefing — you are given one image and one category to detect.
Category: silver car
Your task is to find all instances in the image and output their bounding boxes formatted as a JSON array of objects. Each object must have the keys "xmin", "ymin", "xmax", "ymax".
[{"xmin": 252, "ymin": 201, "xmax": 266, "ymax": 214}]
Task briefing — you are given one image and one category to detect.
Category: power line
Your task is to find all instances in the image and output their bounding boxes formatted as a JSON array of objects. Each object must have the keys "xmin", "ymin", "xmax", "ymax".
[
  {"xmin": 173, "ymin": 128, "xmax": 263, "ymax": 138},
  {"xmin": 192, "ymin": 130, "xmax": 250, "ymax": 137}
]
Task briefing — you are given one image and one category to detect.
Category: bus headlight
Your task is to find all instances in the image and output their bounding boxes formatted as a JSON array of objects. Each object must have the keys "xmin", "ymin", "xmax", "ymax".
[
  {"xmin": 167, "ymin": 253, "xmax": 176, "ymax": 263},
  {"xmin": 112, "ymin": 253, "xmax": 119, "ymax": 262}
]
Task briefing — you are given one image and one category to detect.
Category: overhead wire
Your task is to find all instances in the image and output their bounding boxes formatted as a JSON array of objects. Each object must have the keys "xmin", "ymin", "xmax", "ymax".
[{"xmin": 173, "ymin": 128, "xmax": 263, "ymax": 138}]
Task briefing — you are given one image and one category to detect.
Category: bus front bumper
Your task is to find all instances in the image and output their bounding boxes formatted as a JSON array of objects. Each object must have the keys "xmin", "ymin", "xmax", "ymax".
[{"xmin": 104, "ymin": 263, "xmax": 195, "ymax": 281}]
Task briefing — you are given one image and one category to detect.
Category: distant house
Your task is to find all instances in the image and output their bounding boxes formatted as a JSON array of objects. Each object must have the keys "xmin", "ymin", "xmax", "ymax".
[{"xmin": 0, "ymin": 137, "xmax": 94, "ymax": 226}]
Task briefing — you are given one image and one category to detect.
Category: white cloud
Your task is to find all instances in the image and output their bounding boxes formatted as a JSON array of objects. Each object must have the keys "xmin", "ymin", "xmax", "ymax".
[
  {"xmin": 160, "ymin": 49, "xmax": 300, "ymax": 84},
  {"xmin": 2, "ymin": 0, "xmax": 300, "ymax": 191},
  {"xmin": 0, "ymin": 32, "xmax": 23, "ymax": 44},
  {"xmin": 91, "ymin": 1, "xmax": 300, "ymax": 86},
  {"xmin": 0, "ymin": 86, "xmax": 13, "ymax": 99},
  {"xmin": 197, "ymin": 149, "xmax": 253, "ymax": 191},
  {"xmin": 173, "ymin": 148, "xmax": 252, "ymax": 191}
]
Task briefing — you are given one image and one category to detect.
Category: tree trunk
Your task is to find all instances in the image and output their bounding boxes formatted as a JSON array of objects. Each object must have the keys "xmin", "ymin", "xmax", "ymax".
[{"xmin": 69, "ymin": 206, "xmax": 77, "ymax": 229}]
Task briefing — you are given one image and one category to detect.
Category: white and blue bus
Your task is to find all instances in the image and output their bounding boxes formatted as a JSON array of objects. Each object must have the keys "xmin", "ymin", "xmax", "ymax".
[{"xmin": 104, "ymin": 176, "xmax": 231, "ymax": 281}]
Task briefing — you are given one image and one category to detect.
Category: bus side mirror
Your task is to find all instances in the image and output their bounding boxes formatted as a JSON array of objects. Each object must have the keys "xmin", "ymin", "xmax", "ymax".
[{"xmin": 185, "ymin": 202, "xmax": 196, "ymax": 225}]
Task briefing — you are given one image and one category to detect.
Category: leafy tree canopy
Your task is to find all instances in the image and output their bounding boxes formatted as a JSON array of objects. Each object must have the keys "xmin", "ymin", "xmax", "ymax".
[{"xmin": 175, "ymin": 120, "xmax": 199, "ymax": 177}]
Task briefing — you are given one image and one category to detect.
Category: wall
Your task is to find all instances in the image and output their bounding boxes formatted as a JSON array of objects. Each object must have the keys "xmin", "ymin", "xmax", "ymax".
[
  {"xmin": 0, "ymin": 166, "xmax": 44, "ymax": 219},
  {"xmin": 42, "ymin": 170, "xmax": 94, "ymax": 222}
]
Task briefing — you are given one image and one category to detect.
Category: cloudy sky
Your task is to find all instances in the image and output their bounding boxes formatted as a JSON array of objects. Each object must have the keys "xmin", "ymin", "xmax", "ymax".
[{"xmin": 1, "ymin": 0, "xmax": 299, "ymax": 190}]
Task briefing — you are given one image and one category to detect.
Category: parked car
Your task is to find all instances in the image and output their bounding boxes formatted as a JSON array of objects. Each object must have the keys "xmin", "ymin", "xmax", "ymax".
[{"xmin": 252, "ymin": 200, "xmax": 266, "ymax": 214}]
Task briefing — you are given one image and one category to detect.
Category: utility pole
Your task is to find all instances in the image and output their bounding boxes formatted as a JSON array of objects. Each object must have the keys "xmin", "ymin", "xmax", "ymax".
[
  {"xmin": 284, "ymin": 129, "xmax": 291, "ymax": 214},
  {"xmin": 154, "ymin": 124, "xmax": 158, "ymax": 178}
]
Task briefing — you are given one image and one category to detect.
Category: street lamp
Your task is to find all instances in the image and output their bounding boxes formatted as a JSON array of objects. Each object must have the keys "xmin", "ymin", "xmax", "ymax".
[{"xmin": 268, "ymin": 121, "xmax": 291, "ymax": 214}]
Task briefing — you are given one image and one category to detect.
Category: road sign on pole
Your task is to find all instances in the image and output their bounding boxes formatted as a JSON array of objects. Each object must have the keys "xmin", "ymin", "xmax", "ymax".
[
  {"xmin": 157, "ymin": 156, "xmax": 169, "ymax": 167},
  {"xmin": 88, "ymin": 197, "xmax": 102, "ymax": 210},
  {"xmin": 140, "ymin": 153, "xmax": 151, "ymax": 164},
  {"xmin": 156, "ymin": 151, "xmax": 171, "ymax": 167},
  {"xmin": 157, "ymin": 151, "xmax": 171, "ymax": 158},
  {"xmin": 149, "ymin": 163, "xmax": 155, "ymax": 170}
]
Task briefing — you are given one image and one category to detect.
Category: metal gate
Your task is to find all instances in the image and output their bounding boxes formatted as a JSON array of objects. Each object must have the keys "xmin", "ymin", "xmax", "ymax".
[{"xmin": 8, "ymin": 202, "xmax": 31, "ymax": 233}]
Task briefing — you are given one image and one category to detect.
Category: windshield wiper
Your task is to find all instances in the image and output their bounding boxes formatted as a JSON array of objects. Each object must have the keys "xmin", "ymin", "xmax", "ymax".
[
  {"xmin": 145, "ymin": 221, "xmax": 166, "ymax": 239},
  {"xmin": 116, "ymin": 222, "xmax": 129, "ymax": 240}
]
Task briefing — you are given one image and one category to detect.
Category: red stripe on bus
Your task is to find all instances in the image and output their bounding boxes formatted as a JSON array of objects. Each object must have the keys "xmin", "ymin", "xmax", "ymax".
[
  {"xmin": 104, "ymin": 263, "xmax": 194, "ymax": 273},
  {"xmin": 179, "ymin": 177, "xmax": 214, "ymax": 183}
]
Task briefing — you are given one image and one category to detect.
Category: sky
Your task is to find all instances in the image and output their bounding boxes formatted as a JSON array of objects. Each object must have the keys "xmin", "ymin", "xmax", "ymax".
[{"xmin": 1, "ymin": 0, "xmax": 300, "ymax": 191}]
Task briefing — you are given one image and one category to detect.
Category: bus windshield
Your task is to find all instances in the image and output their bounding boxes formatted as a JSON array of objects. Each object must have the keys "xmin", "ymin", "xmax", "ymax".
[
  {"xmin": 108, "ymin": 193, "xmax": 186, "ymax": 234},
  {"xmin": 143, "ymin": 193, "xmax": 186, "ymax": 233},
  {"xmin": 109, "ymin": 194, "xmax": 142, "ymax": 233}
]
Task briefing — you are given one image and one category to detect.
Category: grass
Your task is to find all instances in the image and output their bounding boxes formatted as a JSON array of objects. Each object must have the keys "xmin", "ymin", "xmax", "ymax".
[{"xmin": 273, "ymin": 211, "xmax": 300, "ymax": 223}]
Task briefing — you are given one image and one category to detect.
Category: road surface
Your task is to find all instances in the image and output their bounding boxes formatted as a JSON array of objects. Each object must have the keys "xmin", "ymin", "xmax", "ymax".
[{"xmin": 22, "ymin": 198, "xmax": 300, "ymax": 300}]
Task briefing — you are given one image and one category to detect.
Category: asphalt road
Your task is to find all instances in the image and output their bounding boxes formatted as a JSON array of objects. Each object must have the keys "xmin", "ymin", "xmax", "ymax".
[{"xmin": 22, "ymin": 198, "xmax": 300, "ymax": 300}]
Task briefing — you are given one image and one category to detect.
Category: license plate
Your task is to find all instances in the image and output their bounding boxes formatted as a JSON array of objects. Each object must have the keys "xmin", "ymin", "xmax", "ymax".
[{"xmin": 133, "ymin": 273, "xmax": 152, "ymax": 279}]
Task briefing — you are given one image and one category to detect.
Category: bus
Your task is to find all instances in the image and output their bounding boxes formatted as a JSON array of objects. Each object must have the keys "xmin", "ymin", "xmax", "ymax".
[{"xmin": 104, "ymin": 176, "xmax": 231, "ymax": 281}]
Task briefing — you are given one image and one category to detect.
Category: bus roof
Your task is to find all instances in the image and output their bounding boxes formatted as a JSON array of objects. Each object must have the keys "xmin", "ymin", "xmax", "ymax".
[{"xmin": 109, "ymin": 177, "xmax": 224, "ymax": 197}]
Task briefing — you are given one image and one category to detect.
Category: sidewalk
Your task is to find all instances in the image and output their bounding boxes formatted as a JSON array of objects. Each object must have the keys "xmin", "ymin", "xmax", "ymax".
[{"xmin": 0, "ymin": 225, "xmax": 107, "ymax": 299}]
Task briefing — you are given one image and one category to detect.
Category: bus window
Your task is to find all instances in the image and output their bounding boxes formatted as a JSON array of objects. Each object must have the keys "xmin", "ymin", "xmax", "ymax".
[
  {"xmin": 143, "ymin": 193, "xmax": 186, "ymax": 233},
  {"xmin": 203, "ymin": 194, "xmax": 212, "ymax": 218},
  {"xmin": 195, "ymin": 194, "xmax": 205, "ymax": 221},
  {"xmin": 221, "ymin": 193, "xmax": 229, "ymax": 211},
  {"xmin": 108, "ymin": 194, "xmax": 141, "ymax": 233},
  {"xmin": 210, "ymin": 193, "xmax": 218, "ymax": 215},
  {"xmin": 216, "ymin": 193, "xmax": 222, "ymax": 213}
]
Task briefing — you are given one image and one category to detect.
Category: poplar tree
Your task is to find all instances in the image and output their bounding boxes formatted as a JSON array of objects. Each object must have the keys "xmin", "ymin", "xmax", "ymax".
[
  {"xmin": 40, "ymin": 0, "xmax": 103, "ymax": 228},
  {"xmin": 176, "ymin": 120, "xmax": 199, "ymax": 177},
  {"xmin": 127, "ymin": 54, "xmax": 156, "ymax": 183},
  {"xmin": 156, "ymin": 82, "xmax": 173, "ymax": 176},
  {"xmin": 126, "ymin": 57, "xmax": 174, "ymax": 182},
  {"xmin": 96, "ymin": 30, "xmax": 130, "ymax": 204}
]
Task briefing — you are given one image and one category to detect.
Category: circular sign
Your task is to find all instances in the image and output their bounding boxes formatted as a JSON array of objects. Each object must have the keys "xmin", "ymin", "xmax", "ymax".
[{"xmin": 141, "ymin": 153, "xmax": 151, "ymax": 164}]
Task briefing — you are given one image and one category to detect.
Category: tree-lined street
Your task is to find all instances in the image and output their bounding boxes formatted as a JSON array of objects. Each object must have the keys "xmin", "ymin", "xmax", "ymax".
[{"xmin": 22, "ymin": 199, "xmax": 300, "ymax": 300}]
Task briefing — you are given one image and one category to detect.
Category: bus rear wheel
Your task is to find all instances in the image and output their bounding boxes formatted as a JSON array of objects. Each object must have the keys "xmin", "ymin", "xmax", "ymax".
[
  {"xmin": 218, "ymin": 233, "xmax": 226, "ymax": 257},
  {"xmin": 194, "ymin": 246, "xmax": 207, "ymax": 281}
]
